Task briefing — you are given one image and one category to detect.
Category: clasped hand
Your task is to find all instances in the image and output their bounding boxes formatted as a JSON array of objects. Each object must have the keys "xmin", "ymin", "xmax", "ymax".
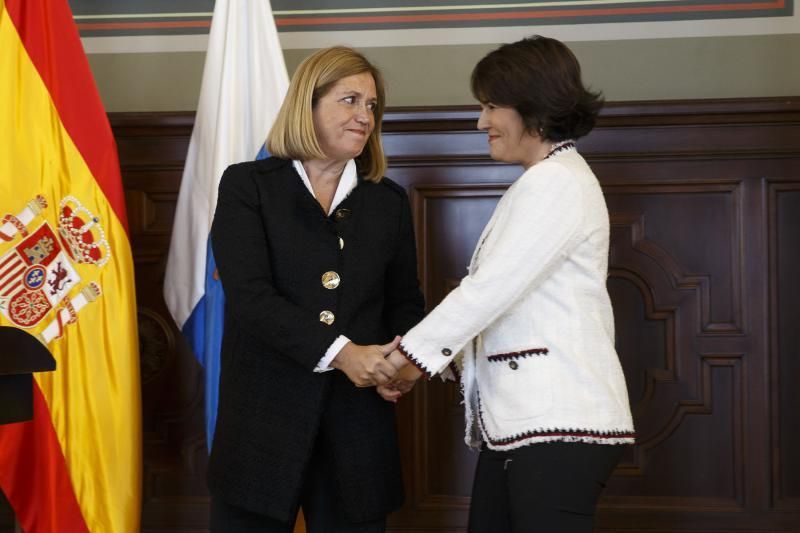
[
  {"xmin": 376, "ymin": 351, "xmax": 422, "ymax": 403},
  {"xmin": 331, "ymin": 336, "xmax": 403, "ymax": 387},
  {"xmin": 332, "ymin": 338, "xmax": 423, "ymax": 400}
]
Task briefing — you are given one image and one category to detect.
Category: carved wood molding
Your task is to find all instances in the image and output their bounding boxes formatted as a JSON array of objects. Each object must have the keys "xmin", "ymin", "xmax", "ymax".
[{"xmin": 109, "ymin": 97, "xmax": 800, "ymax": 159}]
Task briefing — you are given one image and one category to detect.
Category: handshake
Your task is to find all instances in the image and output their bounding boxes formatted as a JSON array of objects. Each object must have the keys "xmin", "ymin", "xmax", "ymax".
[{"xmin": 331, "ymin": 336, "xmax": 422, "ymax": 402}]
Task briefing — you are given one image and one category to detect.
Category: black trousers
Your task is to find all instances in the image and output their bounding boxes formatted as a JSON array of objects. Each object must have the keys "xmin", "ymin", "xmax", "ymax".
[
  {"xmin": 210, "ymin": 440, "xmax": 386, "ymax": 533},
  {"xmin": 468, "ymin": 442, "xmax": 626, "ymax": 533}
]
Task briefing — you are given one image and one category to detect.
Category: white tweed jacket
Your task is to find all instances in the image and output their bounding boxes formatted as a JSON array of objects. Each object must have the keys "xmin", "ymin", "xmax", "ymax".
[{"xmin": 399, "ymin": 146, "xmax": 635, "ymax": 450}]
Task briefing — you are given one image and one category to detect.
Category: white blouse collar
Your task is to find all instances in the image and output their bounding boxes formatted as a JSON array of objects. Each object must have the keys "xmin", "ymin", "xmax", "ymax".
[{"xmin": 292, "ymin": 159, "xmax": 358, "ymax": 215}]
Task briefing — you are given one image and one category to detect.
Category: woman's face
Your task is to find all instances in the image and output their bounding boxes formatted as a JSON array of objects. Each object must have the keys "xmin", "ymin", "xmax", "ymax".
[
  {"xmin": 312, "ymin": 72, "xmax": 377, "ymax": 164},
  {"xmin": 477, "ymin": 103, "xmax": 543, "ymax": 168}
]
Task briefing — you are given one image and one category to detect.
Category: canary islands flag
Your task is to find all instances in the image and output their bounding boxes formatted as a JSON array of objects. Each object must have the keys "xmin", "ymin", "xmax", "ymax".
[
  {"xmin": 163, "ymin": 0, "xmax": 288, "ymax": 451},
  {"xmin": 0, "ymin": 1, "xmax": 141, "ymax": 531}
]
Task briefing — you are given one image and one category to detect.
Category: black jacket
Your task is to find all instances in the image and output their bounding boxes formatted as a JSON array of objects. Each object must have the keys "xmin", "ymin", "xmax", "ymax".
[{"xmin": 207, "ymin": 157, "xmax": 425, "ymax": 522}]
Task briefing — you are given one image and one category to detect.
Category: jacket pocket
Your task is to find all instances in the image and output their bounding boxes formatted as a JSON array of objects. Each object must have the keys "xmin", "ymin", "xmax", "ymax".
[{"xmin": 478, "ymin": 347, "xmax": 553, "ymax": 421}]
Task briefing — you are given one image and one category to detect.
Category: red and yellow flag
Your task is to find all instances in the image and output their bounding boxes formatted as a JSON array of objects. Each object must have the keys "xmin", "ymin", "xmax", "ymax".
[{"xmin": 0, "ymin": 1, "xmax": 141, "ymax": 531}]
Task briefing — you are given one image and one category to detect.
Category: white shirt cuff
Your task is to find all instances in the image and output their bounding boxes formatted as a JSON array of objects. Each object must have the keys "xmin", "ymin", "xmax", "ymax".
[{"xmin": 315, "ymin": 335, "xmax": 351, "ymax": 373}]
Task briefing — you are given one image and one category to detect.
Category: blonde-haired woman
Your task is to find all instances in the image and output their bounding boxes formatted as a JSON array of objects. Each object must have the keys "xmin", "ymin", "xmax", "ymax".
[{"xmin": 208, "ymin": 46, "xmax": 424, "ymax": 532}]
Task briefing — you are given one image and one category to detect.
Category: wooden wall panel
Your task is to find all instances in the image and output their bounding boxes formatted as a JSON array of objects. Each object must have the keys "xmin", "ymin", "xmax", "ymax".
[
  {"xmin": 380, "ymin": 100, "xmax": 800, "ymax": 532},
  {"xmin": 1, "ymin": 99, "xmax": 799, "ymax": 532},
  {"xmin": 771, "ymin": 182, "xmax": 800, "ymax": 510},
  {"xmin": 115, "ymin": 115, "xmax": 213, "ymax": 530}
]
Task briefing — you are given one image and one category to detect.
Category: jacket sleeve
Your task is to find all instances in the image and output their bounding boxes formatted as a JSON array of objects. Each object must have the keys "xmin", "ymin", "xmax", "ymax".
[
  {"xmin": 210, "ymin": 164, "xmax": 341, "ymax": 371},
  {"xmin": 398, "ymin": 162, "xmax": 584, "ymax": 376},
  {"xmin": 382, "ymin": 187, "xmax": 426, "ymax": 336}
]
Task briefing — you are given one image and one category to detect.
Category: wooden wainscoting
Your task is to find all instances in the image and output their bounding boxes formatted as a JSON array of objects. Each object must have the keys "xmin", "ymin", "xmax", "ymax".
[
  {"xmin": 2, "ymin": 98, "xmax": 797, "ymax": 533},
  {"xmin": 380, "ymin": 99, "xmax": 800, "ymax": 533}
]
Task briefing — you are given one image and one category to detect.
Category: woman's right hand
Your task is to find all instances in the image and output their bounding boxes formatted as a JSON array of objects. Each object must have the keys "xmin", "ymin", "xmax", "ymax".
[
  {"xmin": 331, "ymin": 337, "xmax": 401, "ymax": 387},
  {"xmin": 377, "ymin": 351, "xmax": 423, "ymax": 402}
]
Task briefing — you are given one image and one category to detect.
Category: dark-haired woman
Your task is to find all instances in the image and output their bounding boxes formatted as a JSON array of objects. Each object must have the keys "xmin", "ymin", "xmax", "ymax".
[{"xmin": 380, "ymin": 36, "xmax": 635, "ymax": 532}]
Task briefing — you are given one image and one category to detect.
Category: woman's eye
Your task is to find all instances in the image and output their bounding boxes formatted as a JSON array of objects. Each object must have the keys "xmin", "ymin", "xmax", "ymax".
[
  {"xmin": 366, "ymin": 102, "xmax": 377, "ymax": 111},
  {"xmin": 341, "ymin": 96, "xmax": 355, "ymax": 104}
]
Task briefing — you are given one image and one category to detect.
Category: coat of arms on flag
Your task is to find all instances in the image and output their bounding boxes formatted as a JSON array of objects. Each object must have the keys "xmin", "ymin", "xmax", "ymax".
[
  {"xmin": 0, "ymin": 1, "xmax": 142, "ymax": 530},
  {"xmin": 0, "ymin": 194, "xmax": 106, "ymax": 343}
]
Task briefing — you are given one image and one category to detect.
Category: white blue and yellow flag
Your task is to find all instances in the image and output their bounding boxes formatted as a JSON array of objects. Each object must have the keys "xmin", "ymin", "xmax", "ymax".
[{"xmin": 163, "ymin": 0, "xmax": 288, "ymax": 451}]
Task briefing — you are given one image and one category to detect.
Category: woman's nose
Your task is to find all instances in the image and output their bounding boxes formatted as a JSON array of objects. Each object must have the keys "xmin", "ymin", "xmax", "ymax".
[
  {"xmin": 355, "ymin": 108, "xmax": 370, "ymax": 124},
  {"xmin": 477, "ymin": 111, "xmax": 489, "ymax": 130}
]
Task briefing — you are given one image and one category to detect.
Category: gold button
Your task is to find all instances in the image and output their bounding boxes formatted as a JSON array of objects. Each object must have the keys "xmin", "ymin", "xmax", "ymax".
[
  {"xmin": 319, "ymin": 310, "xmax": 335, "ymax": 325},
  {"xmin": 335, "ymin": 208, "xmax": 351, "ymax": 221},
  {"xmin": 339, "ymin": 237, "xmax": 344, "ymax": 250},
  {"xmin": 321, "ymin": 271, "xmax": 341, "ymax": 289}
]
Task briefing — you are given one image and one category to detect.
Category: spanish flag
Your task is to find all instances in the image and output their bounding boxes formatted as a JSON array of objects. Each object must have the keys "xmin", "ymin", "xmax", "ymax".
[{"xmin": 0, "ymin": 1, "xmax": 141, "ymax": 532}]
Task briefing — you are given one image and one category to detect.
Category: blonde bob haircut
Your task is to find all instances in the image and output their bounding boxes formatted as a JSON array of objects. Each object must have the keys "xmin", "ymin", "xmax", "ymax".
[{"xmin": 267, "ymin": 46, "xmax": 387, "ymax": 182}]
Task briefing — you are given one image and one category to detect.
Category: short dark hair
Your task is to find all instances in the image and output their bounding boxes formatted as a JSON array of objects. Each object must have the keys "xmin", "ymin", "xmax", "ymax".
[{"xmin": 470, "ymin": 36, "xmax": 603, "ymax": 141}]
